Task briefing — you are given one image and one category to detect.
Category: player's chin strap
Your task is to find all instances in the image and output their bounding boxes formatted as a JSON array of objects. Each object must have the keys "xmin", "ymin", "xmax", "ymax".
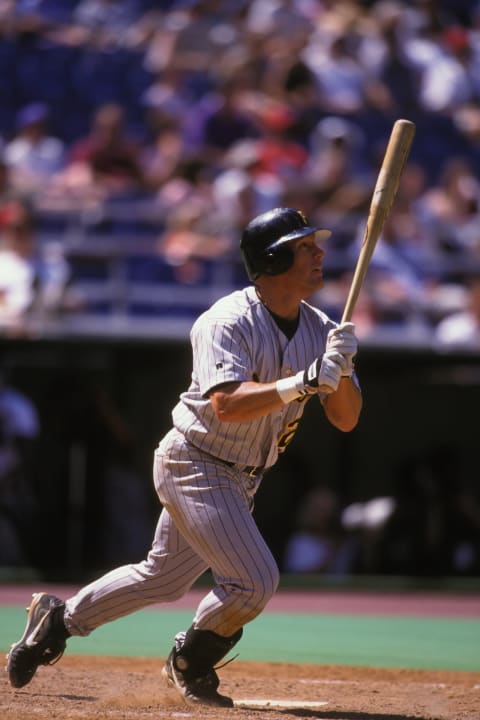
[{"xmin": 173, "ymin": 626, "xmax": 243, "ymax": 679}]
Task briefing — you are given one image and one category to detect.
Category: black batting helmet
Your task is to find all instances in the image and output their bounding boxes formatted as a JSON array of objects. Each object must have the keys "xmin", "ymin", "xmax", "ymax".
[{"xmin": 240, "ymin": 207, "xmax": 331, "ymax": 280}]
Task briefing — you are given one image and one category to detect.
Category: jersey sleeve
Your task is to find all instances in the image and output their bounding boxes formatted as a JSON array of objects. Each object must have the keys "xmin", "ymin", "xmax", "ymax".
[{"xmin": 191, "ymin": 316, "xmax": 252, "ymax": 396}]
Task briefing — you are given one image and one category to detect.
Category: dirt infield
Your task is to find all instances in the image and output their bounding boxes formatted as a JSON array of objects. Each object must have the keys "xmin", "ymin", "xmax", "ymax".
[
  {"xmin": 2, "ymin": 655, "xmax": 479, "ymax": 720},
  {"xmin": 2, "ymin": 587, "xmax": 479, "ymax": 719}
]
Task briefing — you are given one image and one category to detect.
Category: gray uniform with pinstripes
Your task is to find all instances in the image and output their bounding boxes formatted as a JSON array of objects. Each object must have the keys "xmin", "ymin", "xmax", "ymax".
[{"xmin": 64, "ymin": 286, "xmax": 349, "ymax": 639}]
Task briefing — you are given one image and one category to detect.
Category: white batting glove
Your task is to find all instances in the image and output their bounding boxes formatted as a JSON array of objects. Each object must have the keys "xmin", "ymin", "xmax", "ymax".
[
  {"xmin": 275, "ymin": 352, "xmax": 347, "ymax": 403},
  {"xmin": 326, "ymin": 322, "xmax": 358, "ymax": 377},
  {"xmin": 311, "ymin": 351, "xmax": 347, "ymax": 393}
]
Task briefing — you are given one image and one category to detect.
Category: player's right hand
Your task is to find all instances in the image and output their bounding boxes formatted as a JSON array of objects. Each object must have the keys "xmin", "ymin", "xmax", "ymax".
[
  {"xmin": 303, "ymin": 351, "xmax": 348, "ymax": 394},
  {"xmin": 326, "ymin": 322, "xmax": 358, "ymax": 377}
]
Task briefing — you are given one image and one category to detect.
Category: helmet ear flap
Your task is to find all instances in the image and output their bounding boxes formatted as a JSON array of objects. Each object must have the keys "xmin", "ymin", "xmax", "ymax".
[
  {"xmin": 263, "ymin": 250, "xmax": 276, "ymax": 274},
  {"xmin": 263, "ymin": 243, "xmax": 294, "ymax": 276}
]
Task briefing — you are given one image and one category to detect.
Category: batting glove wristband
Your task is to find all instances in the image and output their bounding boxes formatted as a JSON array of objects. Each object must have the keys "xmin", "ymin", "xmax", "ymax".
[{"xmin": 276, "ymin": 351, "xmax": 347, "ymax": 403}]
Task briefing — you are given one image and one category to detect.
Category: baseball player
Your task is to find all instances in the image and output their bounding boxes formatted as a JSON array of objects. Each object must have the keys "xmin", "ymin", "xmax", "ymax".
[{"xmin": 6, "ymin": 207, "xmax": 362, "ymax": 707}]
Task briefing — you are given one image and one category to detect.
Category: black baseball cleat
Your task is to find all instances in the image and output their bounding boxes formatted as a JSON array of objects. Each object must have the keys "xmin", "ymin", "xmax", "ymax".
[
  {"xmin": 6, "ymin": 592, "xmax": 69, "ymax": 689},
  {"xmin": 162, "ymin": 646, "xmax": 234, "ymax": 708}
]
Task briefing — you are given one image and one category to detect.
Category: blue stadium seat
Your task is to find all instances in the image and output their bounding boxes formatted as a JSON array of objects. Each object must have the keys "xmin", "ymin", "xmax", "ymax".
[
  {"xmin": 125, "ymin": 254, "xmax": 178, "ymax": 284},
  {"xmin": 70, "ymin": 47, "xmax": 132, "ymax": 109},
  {"xmin": 125, "ymin": 255, "xmax": 224, "ymax": 317}
]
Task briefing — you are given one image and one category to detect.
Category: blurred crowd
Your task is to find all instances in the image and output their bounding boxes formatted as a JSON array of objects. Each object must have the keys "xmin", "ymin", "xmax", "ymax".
[
  {"xmin": 283, "ymin": 449, "xmax": 480, "ymax": 578},
  {"xmin": 0, "ymin": 0, "xmax": 480, "ymax": 346}
]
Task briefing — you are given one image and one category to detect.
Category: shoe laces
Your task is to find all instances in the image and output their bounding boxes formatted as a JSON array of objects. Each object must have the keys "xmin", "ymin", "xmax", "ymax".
[
  {"xmin": 214, "ymin": 653, "xmax": 239, "ymax": 671},
  {"xmin": 40, "ymin": 646, "xmax": 65, "ymax": 666}
]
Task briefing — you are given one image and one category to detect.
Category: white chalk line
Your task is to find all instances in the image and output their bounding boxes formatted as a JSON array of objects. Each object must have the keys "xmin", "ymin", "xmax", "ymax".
[
  {"xmin": 299, "ymin": 679, "xmax": 359, "ymax": 685},
  {"xmin": 235, "ymin": 699, "xmax": 329, "ymax": 709},
  {"xmin": 300, "ymin": 679, "xmax": 480, "ymax": 689}
]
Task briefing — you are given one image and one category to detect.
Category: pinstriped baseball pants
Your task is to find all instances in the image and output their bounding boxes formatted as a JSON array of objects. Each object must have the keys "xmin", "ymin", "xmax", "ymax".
[{"xmin": 64, "ymin": 429, "xmax": 279, "ymax": 639}]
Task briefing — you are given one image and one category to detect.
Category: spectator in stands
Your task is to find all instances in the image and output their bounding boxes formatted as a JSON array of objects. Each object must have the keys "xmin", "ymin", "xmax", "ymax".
[
  {"xmin": 0, "ymin": 200, "xmax": 73, "ymax": 334},
  {"xmin": 141, "ymin": 67, "xmax": 192, "ymax": 131},
  {"xmin": 200, "ymin": 77, "xmax": 260, "ymax": 159},
  {"xmin": 158, "ymin": 197, "xmax": 231, "ymax": 284},
  {"xmin": 372, "ymin": 446, "xmax": 480, "ymax": 576},
  {"xmin": 140, "ymin": 115, "xmax": 186, "ymax": 192},
  {"xmin": 306, "ymin": 30, "xmax": 369, "ymax": 116},
  {"xmin": 155, "ymin": 152, "xmax": 213, "ymax": 216},
  {"xmin": 245, "ymin": 0, "xmax": 314, "ymax": 42},
  {"xmin": 3, "ymin": 103, "xmax": 66, "ymax": 195},
  {"xmin": 67, "ymin": 103, "xmax": 145, "ymax": 198},
  {"xmin": 417, "ymin": 156, "xmax": 480, "ymax": 258},
  {"xmin": 277, "ymin": 57, "xmax": 325, "ymax": 149},
  {"xmin": 252, "ymin": 103, "xmax": 308, "ymax": 183},
  {"xmin": 435, "ymin": 273, "xmax": 480, "ymax": 349},
  {"xmin": 0, "ymin": 159, "xmax": 9, "ymax": 203},
  {"xmin": 284, "ymin": 486, "xmax": 355, "ymax": 575},
  {"xmin": 211, "ymin": 138, "xmax": 284, "ymax": 239},
  {"xmin": 356, "ymin": 4, "xmax": 422, "ymax": 117},
  {"xmin": 0, "ymin": 156, "xmax": 27, "ymax": 207},
  {"xmin": 0, "ymin": 367, "xmax": 40, "ymax": 567},
  {"xmin": 72, "ymin": 0, "xmax": 143, "ymax": 47},
  {"xmin": 156, "ymin": 0, "xmax": 243, "ymax": 76},
  {"xmin": 0, "ymin": 201, "xmax": 38, "ymax": 331},
  {"xmin": 313, "ymin": 162, "xmax": 433, "ymax": 334},
  {"xmin": 341, "ymin": 495, "xmax": 396, "ymax": 574},
  {"xmin": 414, "ymin": 25, "xmax": 480, "ymax": 114},
  {"xmin": 304, "ymin": 116, "xmax": 371, "ymax": 217}
]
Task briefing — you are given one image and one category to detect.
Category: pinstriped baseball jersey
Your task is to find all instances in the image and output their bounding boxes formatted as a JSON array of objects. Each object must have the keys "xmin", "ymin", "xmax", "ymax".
[
  {"xmin": 62, "ymin": 285, "xmax": 353, "ymax": 641},
  {"xmin": 6, "ymin": 207, "xmax": 363, "ymax": 705},
  {"xmin": 172, "ymin": 284, "xmax": 339, "ymax": 469}
]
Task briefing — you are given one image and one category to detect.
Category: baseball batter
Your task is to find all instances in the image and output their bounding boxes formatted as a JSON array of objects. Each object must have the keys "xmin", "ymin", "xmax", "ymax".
[{"xmin": 7, "ymin": 207, "xmax": 362, "ymax": 707}]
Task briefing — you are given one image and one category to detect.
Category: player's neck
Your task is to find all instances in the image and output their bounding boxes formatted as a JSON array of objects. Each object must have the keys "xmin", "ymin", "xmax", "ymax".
[{"xmin": 255, "ymin": 285, "xmax": 300, "ymax": 321}]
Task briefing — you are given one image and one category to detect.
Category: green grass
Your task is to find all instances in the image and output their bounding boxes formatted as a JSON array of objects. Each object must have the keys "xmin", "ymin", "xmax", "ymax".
[{"xmin": 2, "ymin": 607, "xmax": 479, "ymax": 672}]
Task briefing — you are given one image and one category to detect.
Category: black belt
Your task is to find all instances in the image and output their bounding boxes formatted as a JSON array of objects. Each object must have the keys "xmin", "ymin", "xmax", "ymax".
[{"xmin": 224, "ymin": 460, "xmax": 265, "ymax": 478}]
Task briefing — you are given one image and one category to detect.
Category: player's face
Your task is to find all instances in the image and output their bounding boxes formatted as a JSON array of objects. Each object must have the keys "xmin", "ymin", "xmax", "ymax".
[{"xmin": 287, "ymin": 233, "xmax": 326, "ymax": 292}]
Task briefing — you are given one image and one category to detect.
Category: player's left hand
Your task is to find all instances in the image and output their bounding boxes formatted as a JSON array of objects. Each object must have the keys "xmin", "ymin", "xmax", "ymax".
[
  {"xmin": 304, "ymin": 351, "xmax": 348, "ymax": 394},
  {"xmin": 326, "ymin": 322, "xmax": 358, "ymax": 377}
]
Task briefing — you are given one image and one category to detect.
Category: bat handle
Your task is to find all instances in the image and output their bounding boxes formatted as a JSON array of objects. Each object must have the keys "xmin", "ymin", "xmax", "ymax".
[{"xmin": 341, "ymin": 305, "xmax": 354, "ymax": 324}]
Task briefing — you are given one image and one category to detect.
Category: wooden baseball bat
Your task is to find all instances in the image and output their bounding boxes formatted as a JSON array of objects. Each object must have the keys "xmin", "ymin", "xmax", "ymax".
[
  {"xmin": 319, "ymin": 118, "xmax": 415, "ymax": 393},
  {"xmin": 341, "ymin": 118, "xmax": 416, "ymax": 323}
]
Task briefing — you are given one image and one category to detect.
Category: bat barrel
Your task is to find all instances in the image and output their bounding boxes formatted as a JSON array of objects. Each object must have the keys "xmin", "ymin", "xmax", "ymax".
[{"xmin": 341, "ymin": 118, "xmax": 416, "ymax": 324}]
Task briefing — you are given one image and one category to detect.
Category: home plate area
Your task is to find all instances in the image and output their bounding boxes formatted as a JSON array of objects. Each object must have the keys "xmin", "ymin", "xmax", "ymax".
[{"xmin": 2, "ymin": 656, "xmax": 479, "ymax": 720}]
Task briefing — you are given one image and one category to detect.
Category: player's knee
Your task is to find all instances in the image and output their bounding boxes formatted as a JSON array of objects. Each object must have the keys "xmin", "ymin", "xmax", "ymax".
[
  {"xmin": 240, "ymin": 561, "xmax": 280, "ymax": 617},
  {"xmin": 255, "ymin": 556, "xmax": 280, "ymax": 601},
  {"xmin": 263, "ymin": 562, "xmax": 280, "ymax": 600}
]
